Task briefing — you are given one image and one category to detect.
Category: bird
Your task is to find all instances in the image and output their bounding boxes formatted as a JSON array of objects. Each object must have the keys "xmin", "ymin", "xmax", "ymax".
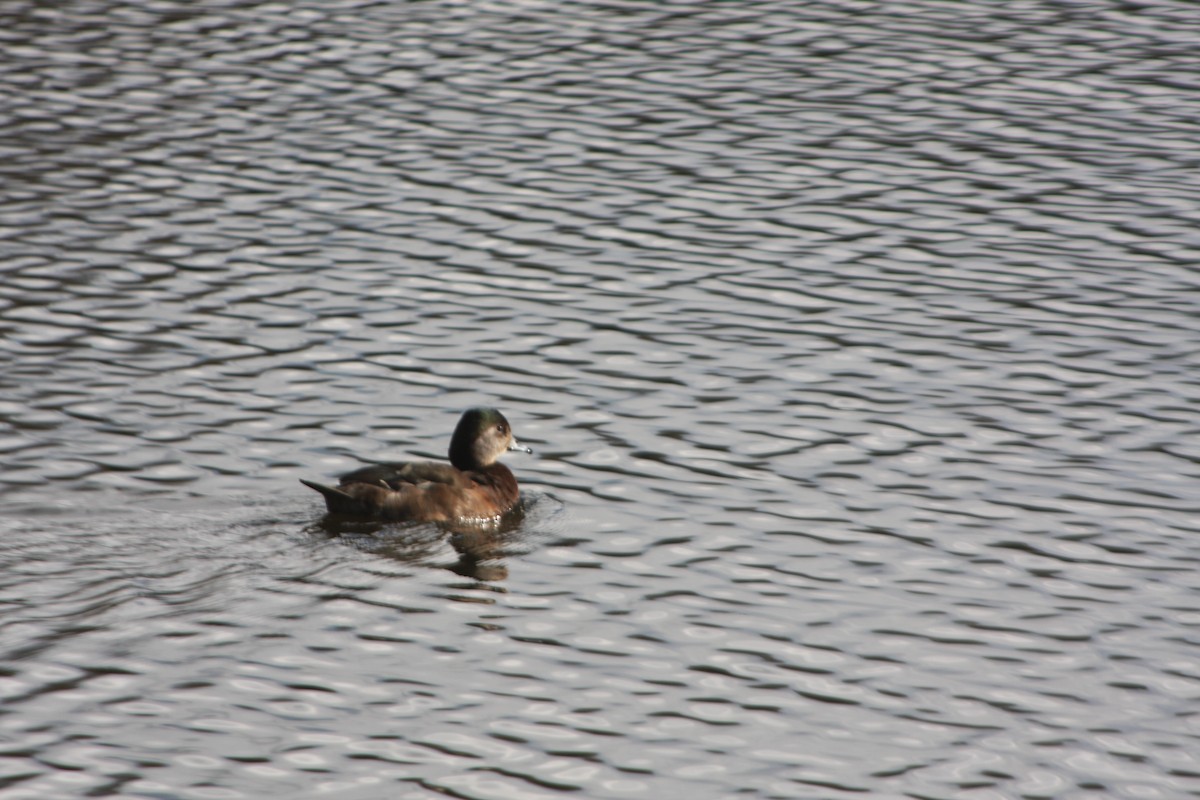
[{"xmin": 301, "ymin": 407, "xmax": 531, "ymax": 521}]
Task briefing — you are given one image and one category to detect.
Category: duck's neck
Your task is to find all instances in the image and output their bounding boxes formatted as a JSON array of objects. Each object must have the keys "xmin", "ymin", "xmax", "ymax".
[{"xmin": 449, "ymin": 436, "xmax": 483, "ymax": 471}]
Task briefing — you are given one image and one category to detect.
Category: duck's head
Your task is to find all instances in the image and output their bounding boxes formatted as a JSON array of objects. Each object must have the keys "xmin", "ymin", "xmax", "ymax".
[{"xmin": 449, "ymin": 407, "xmax": 531, "ymax": 470}]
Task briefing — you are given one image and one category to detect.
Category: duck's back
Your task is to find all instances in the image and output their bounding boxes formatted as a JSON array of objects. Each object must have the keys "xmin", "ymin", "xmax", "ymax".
[
  {"xmin": 338, "ymin": 460, "xmax": 471, "ymax": 490},
  {"xmin": 321, "ymin": 459, "xmax": 519, "ymax": 521}
]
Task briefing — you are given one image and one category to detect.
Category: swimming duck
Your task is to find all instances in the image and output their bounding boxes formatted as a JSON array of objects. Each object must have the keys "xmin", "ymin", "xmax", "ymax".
[{"xmin": 301, "ymin": 407, "xmax": 531, "ymax": 521}]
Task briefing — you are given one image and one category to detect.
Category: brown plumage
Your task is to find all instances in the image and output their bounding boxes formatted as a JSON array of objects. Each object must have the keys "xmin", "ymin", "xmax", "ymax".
[{"xmin": 301, "ymin": 407, "xmax": 531, "ymax": 521}]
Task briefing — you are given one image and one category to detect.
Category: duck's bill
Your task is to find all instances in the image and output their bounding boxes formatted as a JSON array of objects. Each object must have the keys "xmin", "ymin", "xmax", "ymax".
[{"xmin": 509, "ymin": 440, "xmax": 533, "ymax": 454}]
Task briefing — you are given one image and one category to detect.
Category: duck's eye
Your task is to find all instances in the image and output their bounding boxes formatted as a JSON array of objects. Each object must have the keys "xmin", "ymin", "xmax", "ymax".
[{"xmin": 497, "ymin": 424, "xmax": 508, "ymax": 435}]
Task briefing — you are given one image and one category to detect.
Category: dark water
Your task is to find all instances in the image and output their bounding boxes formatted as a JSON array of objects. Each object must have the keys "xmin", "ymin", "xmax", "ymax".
[{"xmin": 2, "ymin": 1, "xmax": 1199, "ymax": 798}]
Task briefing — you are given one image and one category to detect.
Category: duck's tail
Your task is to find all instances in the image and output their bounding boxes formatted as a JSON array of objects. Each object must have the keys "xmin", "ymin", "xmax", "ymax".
[{"xmin": 300, "ymin": 479, "xmax": 363, "ymax": 515}]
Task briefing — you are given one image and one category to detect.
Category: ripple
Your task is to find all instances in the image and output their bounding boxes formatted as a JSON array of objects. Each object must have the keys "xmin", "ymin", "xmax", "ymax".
[{"xmin": 2, "ymin": 0, "xmax": 1200, "ymax": 798}]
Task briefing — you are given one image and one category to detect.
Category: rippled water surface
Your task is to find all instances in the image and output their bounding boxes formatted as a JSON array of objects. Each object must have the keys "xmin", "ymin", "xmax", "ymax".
[{"xmin": 2, "ymin": 1, "xmax": 1199, "ymax": 798}]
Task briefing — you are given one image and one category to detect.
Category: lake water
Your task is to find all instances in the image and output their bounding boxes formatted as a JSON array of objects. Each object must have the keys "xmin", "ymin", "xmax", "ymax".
[{"xmin": 1, "ymin": 1, "xmax": 1199, "ymax": 798}]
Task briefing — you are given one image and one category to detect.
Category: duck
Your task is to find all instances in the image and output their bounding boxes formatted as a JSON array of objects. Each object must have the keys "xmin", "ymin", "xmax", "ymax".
[{"xmin": 301, "ymin": 407, "xmax": 531, "ymax": 521}]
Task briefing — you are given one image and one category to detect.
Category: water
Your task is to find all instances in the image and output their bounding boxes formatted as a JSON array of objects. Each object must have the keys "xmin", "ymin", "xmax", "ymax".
[{"xmin": 2, "ymin": 0, "xmax": 1199, "ymax": 798}]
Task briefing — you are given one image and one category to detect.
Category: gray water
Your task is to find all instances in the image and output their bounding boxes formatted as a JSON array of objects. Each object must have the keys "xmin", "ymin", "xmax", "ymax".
[{"xmin": 2, "ymin": 1, "xmax": 1199, "ymax": 798}]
